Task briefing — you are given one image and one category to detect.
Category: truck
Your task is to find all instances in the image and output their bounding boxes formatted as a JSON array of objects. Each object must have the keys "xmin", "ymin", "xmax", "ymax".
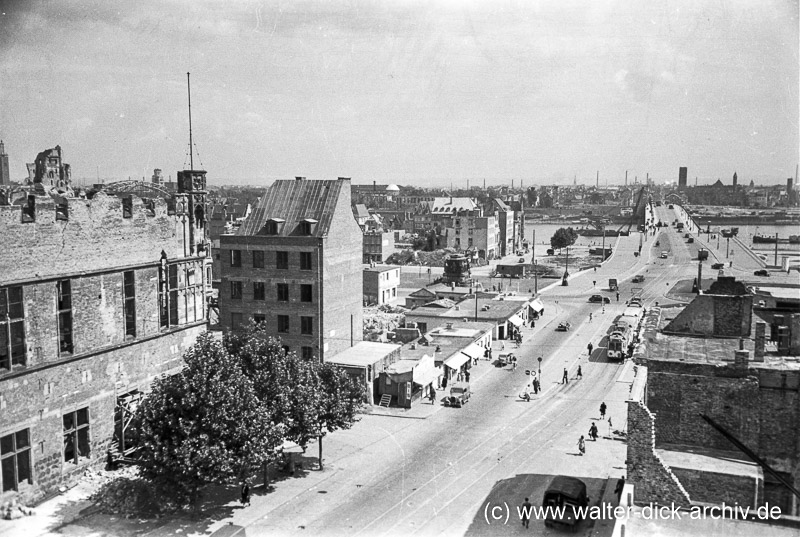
[
  {"xmin": 608, "ymin": 278, "xmax": 618, "ymax": 291},
  {"xmin": 698, "ymin": 248, "xmax": 709, "ymax": 261}
]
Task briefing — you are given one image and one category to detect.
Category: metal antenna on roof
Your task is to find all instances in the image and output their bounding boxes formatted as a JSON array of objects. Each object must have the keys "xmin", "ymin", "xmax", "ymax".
[{"xmin": 187, "ymin": 72, "xmax": 194, "ymax": 171}]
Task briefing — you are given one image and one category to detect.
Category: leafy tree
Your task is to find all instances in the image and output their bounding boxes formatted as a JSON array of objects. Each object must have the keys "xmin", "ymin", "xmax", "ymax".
[
  {"xmin": 550, "ymin": 227, "xmax": 578, "ymax": 251},
  {"xmin": 135, "ymin": 333, "xmax": 281, "ymax": 508},
  {"xmin": 526, "ymin": 186, "xmax": 538, "ymax": 206},
  {"xmin": 315, "ymin": 363, "xmax": 364, "ymax": 470}
]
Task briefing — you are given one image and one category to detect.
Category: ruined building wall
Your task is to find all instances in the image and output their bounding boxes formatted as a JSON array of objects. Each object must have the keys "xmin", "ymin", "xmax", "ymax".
[
  {"xmin": 663, "ymin": 295, "xmax": 752, "ymax": 337},
  {"xmin": 0, "ymin": 192, "xmax": 188, "ymax": 283}
]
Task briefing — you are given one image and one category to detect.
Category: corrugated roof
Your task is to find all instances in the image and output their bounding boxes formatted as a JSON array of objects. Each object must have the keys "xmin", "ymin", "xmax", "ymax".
[{"xmin": 238, "ymin": 179, "xmax": 345, "ymax": 236}]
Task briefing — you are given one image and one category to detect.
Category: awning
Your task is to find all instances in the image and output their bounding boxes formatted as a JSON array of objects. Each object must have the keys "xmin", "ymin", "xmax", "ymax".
[
  {"xmin": 508, "ymin": 314, "xmax": 524, "ymax": 327},
  {"xmin": 460, "ymin": 342, "xmax": 484, "ymax": 361},
  {"xmin": 530, "ymin": 299, "xmax": 544, "ymax": 313},
  {"xmin": 444, "ymin": 352, "xmax": 470, "ymax": 370},
  {"xmin": 413, "ymin": 361, "xmax": 438, "ymax": 386}
]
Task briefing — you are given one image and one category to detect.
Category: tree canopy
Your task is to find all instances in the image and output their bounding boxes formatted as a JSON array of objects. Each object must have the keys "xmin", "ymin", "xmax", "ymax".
[
  {"xmin": 134, "ymin": 324, "xmax": 364, "ymax": 505},
  {"xmin": 550, "ymin": 227, "xmax": 579, "ymax": 251}
]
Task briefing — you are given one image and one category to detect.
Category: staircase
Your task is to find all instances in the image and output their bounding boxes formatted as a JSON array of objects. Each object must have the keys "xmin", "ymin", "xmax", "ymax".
[{"xmin": 379, "ymin": 394, "xmax": 392, "ymax": 408}]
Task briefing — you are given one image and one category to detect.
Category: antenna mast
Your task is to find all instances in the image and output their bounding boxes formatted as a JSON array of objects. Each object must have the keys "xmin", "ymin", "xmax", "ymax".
[{"xmin": 187, "ymin": 72, "xmax": 194, "ymax": 171}]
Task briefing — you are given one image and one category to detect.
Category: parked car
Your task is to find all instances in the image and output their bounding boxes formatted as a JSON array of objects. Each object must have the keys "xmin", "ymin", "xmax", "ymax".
[
  {"xmin": 589, "ymin": 295, "xmax": 610, "ymax": 304},
  {"xmin": 556, "ymin": 321, "xmax": 571, "ymax": 331},
  {"xmin": 443, "ymin": 382, "xmax": 471, "ymax": 407},
  {"xmin": 711, "ymin": 262, "xmax": 724, "ymax": 269},
  {"xmin": 632, "ymin": 275, "xmax": 645, "ymax": 283},
  {"xmin": 497, "ymin": 352, "xmax": 515, "ymax": 367},
  {"xmin": 542, "ymin": 476, "xmax": 590, "ymax": 530},
  {"xmin": 628, "ymin": 298, "xmax": 643, "ymax": 307},
  {"xmin": 754, "ymin": 269, "xmax": 770, "ymax": 277}
]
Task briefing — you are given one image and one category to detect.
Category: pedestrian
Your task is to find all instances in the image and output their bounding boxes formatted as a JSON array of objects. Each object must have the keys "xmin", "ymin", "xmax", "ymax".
[
  {"xmin": 578, "ymin": 435, "xmax": 585, "ymax": 456},
  {"xmin": 608, "ymin": 417, "xmax": 613, "ymax": 436},
  {"xmin": 522, "ymin": 497, "xmax": 532, "ymax": 528},
  {"xmin": 614, "ymin": 476, "xmax": 625, "ymax": 500},
  {"xmin": 589, "ymin": 312, "xmax": 593, "ymax": 322},
  {"xmin": 430, "ymin": 389, "xmax": 437, "ymax": 405},
  {"xmin": 562, "ymin": 368, "xmax": 569, "ymax": 384},
  {"xmin": 241, "ymin": 481, "xmax": 251, "ymax": 507},
  {"xmin": 599, "ymin": 401, "xmax": 607, "ymax": 419},
  {"xmin": 589, "ymin": 422, "xmax": 598, "ymax": 441},
  {"xmin": 465, "ymin": 370, "xmax": 471, "ymax": 383},
  {"xmin": 501, "ymin": 341, "xmax": 505, "ymax": 351},
  {"xmin": 442, "ymin": 376, "xmax": 448, "ymax": 389},
  {"xmin": 577, "ymin": 365, "xmax": 582, "ymax": 379},
  {"xmin": 533, "ymin": 378, "xmax": 540, "ymax": 393},
  {"xmin": 616, "ymin": 292, "xmax": 620, "ymax": 302},
  {"xmin": 587, "ymin": 342, "xmax": 594, "ymax": 356}
]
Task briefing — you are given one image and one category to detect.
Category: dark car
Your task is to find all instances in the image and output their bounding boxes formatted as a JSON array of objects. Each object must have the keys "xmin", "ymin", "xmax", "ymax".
[
  {"xmin": 754, "ymin": 269, "xmax": 770, "ymax": 277},
  {"xmin": 444, "ymin": 382, "xmax": 471, "ymax": 407},
  {"xmin": 711, "ymin": 262, "xmax": 724, "ymax": 269},
  {"xmin": 542, "ymin": 476, "xmax": 589, "ymax": 530},
  {"xmin": 589, "ymin": 295, "xmax": 610, "ymax": 304},
  {"xmin": 546, "ymin": 248, "xmax": 555, "ymax": 255}
]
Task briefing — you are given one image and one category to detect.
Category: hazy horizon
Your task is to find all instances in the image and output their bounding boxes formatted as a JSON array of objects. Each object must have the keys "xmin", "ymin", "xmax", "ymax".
[{"xmin": 1, "ymin": 0, "xmax": 797, "ymax": 188}]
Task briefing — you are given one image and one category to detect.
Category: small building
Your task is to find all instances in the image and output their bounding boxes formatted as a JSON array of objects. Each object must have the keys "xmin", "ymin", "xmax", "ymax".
[
  {"xmin": 379, "ymin": 355, "xmax": 438, "ymax": 408},
  {"xmin": 495, "ymin": 262, "xmax": 528, "ymax": 278},
  {"xmin": 405, "ymin": 295, "xmax": 533, "ymax": 340},
  {"xmin": 325, "ymin": 341, "xmax": 401, "ymax": 405},
  {"xmin": 405, "ymin": 287, "xmax": 437, "ymax": 309},
  {"xmin": 363, "ymin": 230, "xmax": 395, "ymax": 264},
  {"xmin": 363, "ymin": 265, "xmax": 400, "ymax": 305}
]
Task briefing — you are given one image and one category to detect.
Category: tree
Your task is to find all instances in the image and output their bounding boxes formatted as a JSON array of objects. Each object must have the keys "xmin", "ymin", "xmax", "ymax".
[
  {"xmin": 526, "ymin": 186, "xmax": 538, "ymax": 207},
  {"xmin": 550, "ymin": 227, "xmax": 578, "ymax": 251},
  {"xmin": 135, "ymin": 333, "xmax": 281, "ymax": 508},
  {"xmin": 315, "ymin": 363, "xmax": 364, "ymax": 470}
]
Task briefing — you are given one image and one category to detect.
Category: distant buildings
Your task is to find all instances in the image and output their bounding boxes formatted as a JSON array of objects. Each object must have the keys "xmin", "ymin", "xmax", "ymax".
[
  {"xmin": 219, "ymin": 177, "xmax": 363, "ymax": 361},
  {"xmin": 0, "ymin": 140, "xmax": 10, "ymax": 185},
  {"xmin": 0, "ymin": 149, "xmax": 209, "ymax": 502}
]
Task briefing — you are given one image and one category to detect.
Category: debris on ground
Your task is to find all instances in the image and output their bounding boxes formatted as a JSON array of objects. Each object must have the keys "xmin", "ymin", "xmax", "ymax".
[
  {"xmin": 1, "ymin": 498, "xmax": 35, "ymax": 520},
  {"xmin": 364, "ymin": 304, "xmax": 406, "ymax": 341},
  {"xmin": 89, "ymin": 467, "xmax": 163, "ymax": 518}
]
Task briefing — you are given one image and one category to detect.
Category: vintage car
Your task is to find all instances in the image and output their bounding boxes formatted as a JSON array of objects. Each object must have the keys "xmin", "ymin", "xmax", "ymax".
[
  {"xmin": 556, "ymin": 321, "xmax": 571, "ymax": 331},
  {"xmin": 443, "ymin": 382, "xmax": 471, "ymax": 407},
  {"xmin": 711, "ymin": 262, "xmax": 724, "ymax": 269},
  {"xmin": 632, "ymin": 275, "xmax": 645, "ymax": 283},
  {"xmin": 497, "ymin": 352, "xmax": 516, "ymax": 367},
  {"xmin": 542, "ymin": 476, "xmax": 590, "ymax": 530},
  {"xmin": 754, "ymin": 269, "xmax": 770, "ymax": 277},
  {"xmin": 589, "ymin": 295, "xmax": 610, "ymax": 304}
]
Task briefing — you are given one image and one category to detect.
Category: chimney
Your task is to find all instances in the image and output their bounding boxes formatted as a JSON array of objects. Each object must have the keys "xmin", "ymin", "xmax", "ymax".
[
  {"xmin": 734, "ymin": 349, "xmax": 750, "ymax": 367},
  {"xmin": 373, "ymin": 180, "xmax": 376, "ymax": 192},
  {"xmin": 754, "ymin": 322, "xmax": 766, "ymax": 361}
]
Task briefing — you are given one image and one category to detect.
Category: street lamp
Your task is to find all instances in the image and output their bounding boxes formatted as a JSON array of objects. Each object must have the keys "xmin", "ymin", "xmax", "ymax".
[{"xmin": 537, "ymin": 356, "xmax": 543, "ymax": 382}]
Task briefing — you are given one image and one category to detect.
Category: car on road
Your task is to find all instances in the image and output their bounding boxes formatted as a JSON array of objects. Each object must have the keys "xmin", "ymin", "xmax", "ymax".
[
  {"xmin": 443, "ymin": 382, "xmax": 471, "ymax": 407},
  {"xmin": 556, "ymin": 321, "xmax": 571, "ymax": 331},
  {"xmin": 632, "ymin": 275, "xmax": 645, "ymax": 283},
  {"xmin": 711, "ymin": 262, "xmax": 724, "ymax": 269},
  {"xmin": 543, "ymin": 476, "xmax": 589, "ymax": 530},
  {"xmin": 589, "ymin": 295, "xmax": 610, "ymax": 304},
  {"xmin": 754, "ymin": 269, "xmax": 770, "ymax": 277},
  {"xmin": 660, "ymin": 251, "xmax": 668, "ymax": 259},
  {"xmin": 546, "ymin": 248, "xmax": 555, "ymax": 255},
  {"xmin": 497, "ymin": 352, "xmax": 515, "ymax": 367}
]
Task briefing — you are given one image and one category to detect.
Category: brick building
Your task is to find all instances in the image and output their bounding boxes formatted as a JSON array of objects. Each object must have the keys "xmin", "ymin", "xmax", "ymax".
[
  {"xmin": 362, "ymin": 230, "xmax": 395, "ymax": 264},
  {"xmin": 0, "ymin": 169, "xmax": 209, "ymax": 502},
  {"xmin": 219, "ymin": 177, "xmax": 363, "ymax": 361},
  {"xmin": 627, "ymin": 287, "xmax": 800, "ymax": 515}
]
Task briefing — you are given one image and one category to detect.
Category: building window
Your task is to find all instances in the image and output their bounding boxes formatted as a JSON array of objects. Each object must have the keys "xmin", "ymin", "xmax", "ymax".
[
  {"xmin": 159, "ymin": 262, "xmax": 204, "ymax": 328},
  {"xmin": 1, "ymin": 429, "xmax": 32, "ymax": 492},
  {"xmin": 230, "ymin": 250, "xmax": 242, "ymax": 267},
  {"xmin": 253, "ymin": 282, "xmax": 266, "ymax": 301},
  {"xmin": 301, "ymin": 346, "xmax": 314, "ymax": 360},
  {"xmin": 57, "ymin": 280, "xmax": 73, "ymax": 355},
  {"xmin": 276, "ymin": 283, "xmax": 289, "ymax": 302},
  {"xmin": 63, "ymin": 407, "xmax": 90, "ymax": 464},
  {"xmin": 277, "ymin": 315, "xmax": 289, "ymax": 333},
  {"xmin": 230, "ymin": 281, "xmax": 243, "ymax": 300},
  {"xmin": 265, "ymin": 221, "xmax": 277, "ymax": 235},
  {"xmin": 300, "ymin": 316, "xmax": 313, "ymax": 335},
  {"xmin": 231, "ymin": 312, "xmax": 243, "ymax": 329},
  {"xmin": 253, "ymin": 314, "xmax": 266, "ymax": 325},
  {"xmin": 123, "ymin": 271, "xmax": 136, "ymax": 339},
  {"xmin": 300, "ymin": 284, "xmax": 313, "ymax": 303},
  {"xmin": 0, "ymin": 286, "xmax": 26, "ymax": 371},
  {"xmin": 276, "ymin": 251, "xmax": 289, "ymax": 270},
  {"xmin": 252, "ymin": 250, "xmax": 264, "ymax": 268},
  {"xmin": 300, "ymin": 252, "xmax": 312, "ymax": 270}
]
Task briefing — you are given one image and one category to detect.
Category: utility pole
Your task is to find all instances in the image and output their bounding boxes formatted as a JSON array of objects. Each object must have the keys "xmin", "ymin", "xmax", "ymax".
[
  {"xmin": 601, "ymin": 226, "xmax": 606, "ymax": 262},
  {"xmin": 774, "ymin": 233, "xmax": 779, "ymax": 266}
]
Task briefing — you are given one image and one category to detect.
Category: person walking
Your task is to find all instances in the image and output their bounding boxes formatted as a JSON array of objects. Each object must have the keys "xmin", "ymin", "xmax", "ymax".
[
  {"xmin": 587, "ymin": 342, "xmax": 594, "ymax": 356},
  {"xmin": 577, "ymin": 365, "xmax": 582, "ymax": 379},
  {"xmin": 430, "ymin": 389, "xmax": 437, "ymax": 405},
  {"xmin": 562, "ymin": 368, "xmax": 569, "ymax": 384},
  {"xmin": 533, "ymin": 378, "xmax": 540, "ymax": 394},
  {"xmin": 521, "ymin": 497, "xmax": 532, "ymax": 528},
  {"xmin": 589, "ymin": 312, "xmax": 593, "ymax": 322},
  {"xmin": 589, "ymin": 422, "xmax": 598, "ymax": 441},
  {"xmin": 578, "ymin": 435, "xmax": 585, "ymax": 456},
  {"xmin": 465, "ymin": 370, "xmax": 471, "ymax": 383},
  {"xmin": 599, "ymin": 401, "xmax": 607, "ymax": 419},
  {"xmin": 241, "ymin": 481, "xmax": 251, "ymax": 507}
]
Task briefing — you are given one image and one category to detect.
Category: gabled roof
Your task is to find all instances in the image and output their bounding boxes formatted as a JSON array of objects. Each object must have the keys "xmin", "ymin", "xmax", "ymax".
[
  {"xmin": 423, "ymin": 298, "xmax": 457, "ymax": 309},
  {"xmin": 431, "ymin": 197, "xmax": 477, "ymax": 214},
  {"xmin": 238, "ymin": 178, "xmax": 346, "ymax": 237},
  {"xmin": 409, "ymin": 288, "xmax": 437, "ymax": 298},
  {"xmin": 353, "ymin": 203, "xmax": 371, "ymax": 220}
]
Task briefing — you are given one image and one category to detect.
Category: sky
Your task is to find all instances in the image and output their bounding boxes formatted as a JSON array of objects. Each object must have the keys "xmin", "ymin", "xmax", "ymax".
[{"xmin": 0, "ymin": 0, "xmax": 797, "ymax": 187}]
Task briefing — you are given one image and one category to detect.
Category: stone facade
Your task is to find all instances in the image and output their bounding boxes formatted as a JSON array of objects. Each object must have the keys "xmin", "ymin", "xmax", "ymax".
[
  {"xmin": 0, "ymin": 191, "xmax": 208, "ymax": 502},
  {"xmin": 663, "ymin": 294, "xmax": 753, "ymax": 337},
  {"xmin": 626, "ymin": 399, "xmax": 692, "ymax": 507}
]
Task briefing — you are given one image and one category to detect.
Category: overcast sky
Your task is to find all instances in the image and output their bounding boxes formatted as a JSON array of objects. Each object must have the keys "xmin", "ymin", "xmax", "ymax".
[{"xmin": 0, "ymin": 0, "xmax": 797, "ymax": 187}]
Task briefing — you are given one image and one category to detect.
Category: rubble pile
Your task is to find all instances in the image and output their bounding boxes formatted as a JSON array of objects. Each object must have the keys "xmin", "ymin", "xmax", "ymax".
[
  {"xmin": 386, "ymin": 248, "xmax": 455, "ymax": 267},
  {"xmin": 90, "ymin": 468, "xmax": 162, "ymax": 517},
  {"xmin": 364, "ymin": 304, "xmax": 406, "ymax": 341},
  {"xmin": 1, "ymin": 498, "xmax": 35, "ymax": 520}
]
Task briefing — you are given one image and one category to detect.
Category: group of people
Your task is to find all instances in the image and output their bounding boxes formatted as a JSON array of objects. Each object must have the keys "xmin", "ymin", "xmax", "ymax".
[{"xmin": 578, "ymin": 402, "xmax": 609, "ymax": 455}]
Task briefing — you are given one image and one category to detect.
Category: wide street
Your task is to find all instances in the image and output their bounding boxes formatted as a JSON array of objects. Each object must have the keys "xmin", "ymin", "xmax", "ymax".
[{"xmin": 188, "ymin": 206, "xmax": 706, "ymax": 537}]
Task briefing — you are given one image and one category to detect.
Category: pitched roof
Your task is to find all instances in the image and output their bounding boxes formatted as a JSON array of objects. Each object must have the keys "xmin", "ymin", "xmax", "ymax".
[
  {"xmin": 238, "ymin": 178, "xmax": 346, "ymax": 237},
  {"xmin": 353, "ymin": 204, "xmax": 370, "ymax": 219},
  {"xmin": 431, "ymin": 197, "xmax": 477, "ymax": 214}
]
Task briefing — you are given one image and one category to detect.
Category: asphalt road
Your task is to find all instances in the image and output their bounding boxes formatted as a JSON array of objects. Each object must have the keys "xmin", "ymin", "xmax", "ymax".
[{"xmin": 214, "ymin": 207, "xmax": 704, "ymax": 537}]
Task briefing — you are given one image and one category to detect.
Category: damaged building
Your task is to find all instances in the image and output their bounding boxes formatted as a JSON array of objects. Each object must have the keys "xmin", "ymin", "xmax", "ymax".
[
  {"xmin": 626, "ymin": 277, "xmax": 800, "ymax": 515},
  {"xmin": 0, "ymin": 155, "xmax": 210, "ymax": 502}
]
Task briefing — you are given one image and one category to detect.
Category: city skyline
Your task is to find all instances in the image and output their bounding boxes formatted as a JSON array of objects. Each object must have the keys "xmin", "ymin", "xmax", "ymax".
[{"xmin": 0, "ymin": 0, "xmax": 797, "ymax": 187}]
